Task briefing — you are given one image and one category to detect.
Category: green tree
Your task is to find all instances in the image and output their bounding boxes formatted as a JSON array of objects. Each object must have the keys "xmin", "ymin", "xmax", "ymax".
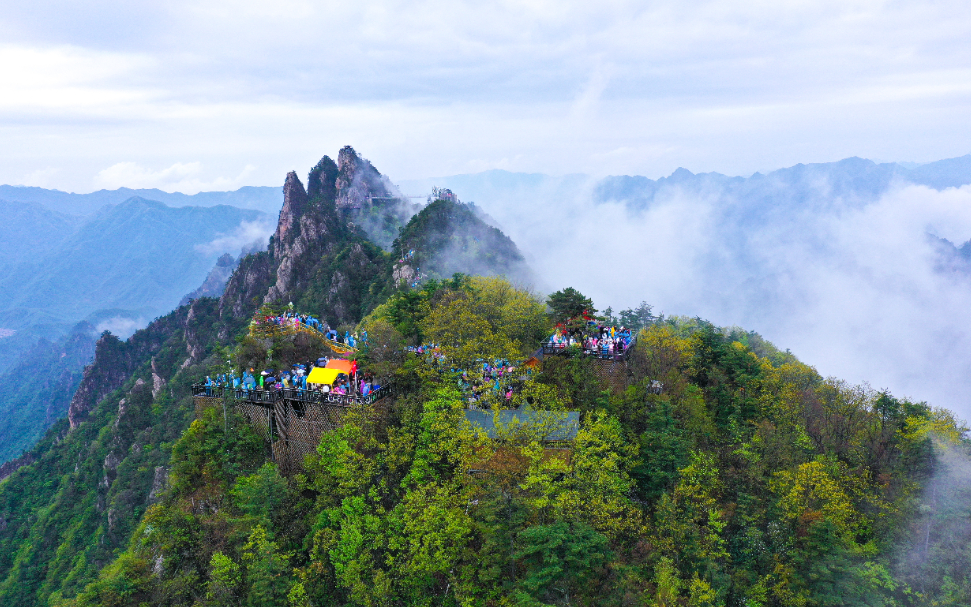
[
  {"xmin": 514, "ymin": 521, "xmax": 610, "ymax": 605},
  {"xmin": 242, "ymin": 526, "xmax": 292, "ymax": 607},
  {"xmin": 547, "ymin": 287, "xmax": 595, "ymax": 324},
  {"xmin": 619, "ymin": 301, "xmax": 656, "ymax": 332},
  {"xmin": 420, "ymin": 291, "xmax": 518, "ymax": 368},
  {"xmin": 231, "ymin": 462, "xmax": 290, "ymax": 529},
  {"xmin": 632, "ymin": 399, "xmax": 690, "ymax": 504},
  {"xmin": 206, "ymin": 552, "xmax": 241, "ymax": 606}
]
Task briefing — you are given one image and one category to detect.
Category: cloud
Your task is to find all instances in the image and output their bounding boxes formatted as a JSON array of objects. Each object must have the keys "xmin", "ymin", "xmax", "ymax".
[
  {"xmin": 195, "ymin": 218, "xmax": 274, "ymax": 256},
  {"xmin": 95, "ymin": 316, "xmax": 147, "ymax": 339},
  {"xmin": 94, "ymin": 161, "xmax": 257, "ymax": 194},
  {"xmin": 0, "ymin": 44, "xmax": 154, "ymax": 114},
  {"xmin": 21, "ymin": 167, "xmax": 60, "ymax": 187},
  {"xmin": 2, "ymin": 0, "xmax": 971, "ymax": 193}
]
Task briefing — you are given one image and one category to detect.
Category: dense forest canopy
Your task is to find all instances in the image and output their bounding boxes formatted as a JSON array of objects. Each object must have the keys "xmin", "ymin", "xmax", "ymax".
[{"xmin": 72, "ymin": 280, "xmax": 970, "ymax": 607}]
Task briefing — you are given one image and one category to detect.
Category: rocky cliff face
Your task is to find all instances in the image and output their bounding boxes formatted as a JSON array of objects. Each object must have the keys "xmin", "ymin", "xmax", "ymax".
[
  {"xmin": 219, "ymin": 146, "xmax": 536, "ymax": 327},
  {"xmin": 68, "ymin": 298, "xmax": 217, "ymax": 428},
  {"xmin": 273, "ymin": 171, "xmax": 310, "ymax": 259},
  {"xmin": 265, "ymin": 170, "xmax": 343, "ymax": 304},
  {"xmin": 219, "ymin": 251, "xmax": 276, "ymax": 321},
  {"xmin": 335, "ymin": 145, "xmax": 396, "ymax": 209}
]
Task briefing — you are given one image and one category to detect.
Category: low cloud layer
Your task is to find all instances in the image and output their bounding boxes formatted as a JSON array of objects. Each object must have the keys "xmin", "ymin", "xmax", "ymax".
[
  {"xmin": 195, "ymin": 218, "xmax": 274, "ymax": 256},
  {"xmin": 442, "ymin": 175, "xmax": 971, "ymax": 418},
  {"xmin": 95, "ymin": 316, "xmax": 146, "ymax": 339}
]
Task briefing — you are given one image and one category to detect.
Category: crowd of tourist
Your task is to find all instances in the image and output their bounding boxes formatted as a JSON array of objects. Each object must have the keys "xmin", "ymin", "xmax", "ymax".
[
  {"xmin": 204, "ymin": 357, "xmax": 382, "ymax": 398},
  {"xmin": 255, "ymin": 310, "xmax": 367, "ymax": 349},
  {"xmin": 406, "ymin": 344, "xmax": 530, "ymax": 408},
  {"xmin": 459, "ymin": 359, "xmax": 526, "ymax": 408},
  {"xmin": 203, "ymin": 311, "xmax": 635, "ymax": 406},
  {"xmin": 545, "ymin": 323, "xmax": 634, "ymax": 358}
]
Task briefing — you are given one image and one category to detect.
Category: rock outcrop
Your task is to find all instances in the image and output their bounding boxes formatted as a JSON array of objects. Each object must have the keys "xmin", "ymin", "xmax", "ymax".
[
  {"xmin": 0, "ymin": 452, "xmax": 36, "ymax": 482},
  {"xmin": 273, "ymin": 171, "xmax": 310, "ymax": 259},
  {"xmin": 264, "ymin": 169, "xmax": 342, "ymax": 304},
  {"xmin": 335, "ymin": 145, "xmax": 396, "ymax": 210}
]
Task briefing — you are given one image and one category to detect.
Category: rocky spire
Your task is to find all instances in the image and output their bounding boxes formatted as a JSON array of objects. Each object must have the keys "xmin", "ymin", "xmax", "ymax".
[
  {"xmin": 220, "ymin": 146, "xmax": 401, "ymax": 320},
  {"xmin": 273, "ymin": 171, "xmax": 309, "ymax": 259},
  {"xmin": 307, "ymin": 155, "xmax": 339, "ymax": 202},
  {"xmin": 335, "ymin": 145, "xmax": 394, "ymax": 209}
]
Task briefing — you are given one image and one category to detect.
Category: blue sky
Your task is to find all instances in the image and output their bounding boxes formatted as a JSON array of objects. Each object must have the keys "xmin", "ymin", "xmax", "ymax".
[{"xmin": 1, "ymin": 0, "xmax": 970, "ymax": 192}]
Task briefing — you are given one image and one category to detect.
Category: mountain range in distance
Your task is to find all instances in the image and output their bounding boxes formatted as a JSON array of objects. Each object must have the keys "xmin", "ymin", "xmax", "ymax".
[
  {"xmin": 0, "ymin": 184, "xmax": 283, "ymax": 217},
  {"xmin": 0, "ymin": 192, "xmax": 277, "ymax": 463}
]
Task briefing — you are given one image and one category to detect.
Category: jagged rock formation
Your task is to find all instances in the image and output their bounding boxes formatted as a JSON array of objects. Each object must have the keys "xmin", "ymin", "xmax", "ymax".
[
  {"xmin": 335, "ymin": 146, "xmax": 421, "ymax": 249},
  {"xmin": 264, "ymin": 170, "xmax": 343, "ymax": 304},
  {"xmin": 335, "ymin": 145, "xmax": 395, "ymax": 209},
  {"xmin": 223, "ymin": 147, "xmax": 536, "ymax": 328},
  {"xmin": 274, "ymin": 171, "xmax": 311, "ymax": 256},
  {"xmin": 221, "ymin": 148, "xmax": 390, "ymax": 327}
]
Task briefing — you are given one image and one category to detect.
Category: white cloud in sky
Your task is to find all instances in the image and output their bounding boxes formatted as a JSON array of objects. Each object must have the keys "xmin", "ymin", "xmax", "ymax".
[
  {"xmin": 20, "ymin": 167, "xmax": 59, "ymax": 187},
  {"xmin": 95, "ymin": 316, "xmax": 147, "ymax": 339},
  {"xmin": 0, "ymin": 44, "xmax": 155, "ymax": 115},
  {"xmin": 0, "ymin": 0, "xmax": 969, "ymax": 192},
  {"xmin": 94, "ymin": 161, "xmax": 257, "ymax": 194}
]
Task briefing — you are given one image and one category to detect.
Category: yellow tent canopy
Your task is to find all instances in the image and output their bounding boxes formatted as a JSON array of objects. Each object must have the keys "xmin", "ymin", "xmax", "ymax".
[
  {"xmin": 325, "ymin": 359, "xmax": 354, "ymax": 374},
  {"xmin": 307, "ymin": 367, "xmax": 345, "ymax": 385}
]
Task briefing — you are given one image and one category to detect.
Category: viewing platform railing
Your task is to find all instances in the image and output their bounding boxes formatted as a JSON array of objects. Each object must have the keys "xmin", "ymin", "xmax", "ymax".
[
  {"xmin": 191, "ymin": 384, "xmax": 392, "ymax": 407},
  {"xmin": 541, "ymin": 343, "xmax": 632, "ymax": 361}
]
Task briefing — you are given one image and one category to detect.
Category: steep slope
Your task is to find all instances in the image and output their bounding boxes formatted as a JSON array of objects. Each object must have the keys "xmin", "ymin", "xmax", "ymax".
[{"xmin": 0, "ymin": 298, "xmax": 225, "ymax": 606}]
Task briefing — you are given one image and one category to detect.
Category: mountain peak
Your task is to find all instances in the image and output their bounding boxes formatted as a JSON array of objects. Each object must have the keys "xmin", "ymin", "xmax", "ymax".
[
  {"xmin": 335, "ymin": 145, "xmax": 394, "ymax": 210},
  {"xmin": 272, "ymin": 171, "xmax": 309, "ymax": 260}
]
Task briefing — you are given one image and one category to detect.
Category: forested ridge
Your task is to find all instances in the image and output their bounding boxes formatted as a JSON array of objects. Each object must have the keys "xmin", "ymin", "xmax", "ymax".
[
  {"xmin": 74, "ymin": 282, "xmax": 971, "ymax": 606},
  {"xmin": 0, "ymin": 148, "xmax": 969, "ymax": 607}
]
